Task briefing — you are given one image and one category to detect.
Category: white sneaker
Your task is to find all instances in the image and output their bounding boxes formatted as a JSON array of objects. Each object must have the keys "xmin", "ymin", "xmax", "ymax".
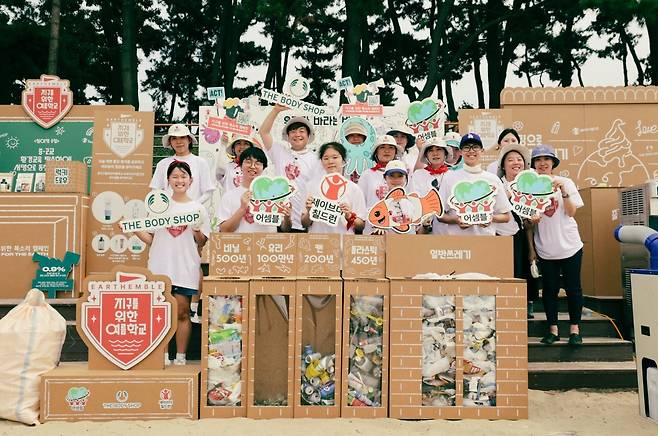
[
  {"xmin": 173, "ymin": 356, "xmax": 186, "ymax": 366},
  {"xmin": 190, "ymin": 313, "xmax": 201, "ymax": 324},
  {"xmin": 165, "ymin": 355, "xmax": 171, "ymax": 366}
]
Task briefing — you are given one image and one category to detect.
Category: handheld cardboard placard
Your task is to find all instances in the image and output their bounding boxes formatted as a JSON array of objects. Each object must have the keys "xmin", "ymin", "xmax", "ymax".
[
  {"xmin": 260, "ymin": 77, "xmax": 332, "ymax": 117},
  {"xmin": 76, "ymin": 266, "xmax": 177, "ymax": 370},
  {"xmin": 340, "ymin": 78, "xmax": 385, "ymax": 116},
  {"xmin": 207, "ymin": 97, "xmax": 254, "ymax": 136},
  {"xmin": 367, "ymin": 187, "xmax": 443, "ymax": 234},
  {"xmin": 508, "ymin": 170, "xmax": 556, "ymax": 218},
  {"xmin": 406, "ymin": 97, "xmax": 446, "ymax": 141},
  {"xmin": 119, "ymin": 190, "xmax": 204, "ymax": 233},
  {"xmin": 448, "ymin": 179, "xmax": 497, "ymax": 225},
  {"xmin": 248, "ymin": 175, "xmax": 295, "ymax": 226},
  {"xmin": 309, "ymin": 173, "xmax": 349, "ymax": 227},
  {"xmin": 32, "ymin": 251, "xmax": 81, "ymax": 298}
]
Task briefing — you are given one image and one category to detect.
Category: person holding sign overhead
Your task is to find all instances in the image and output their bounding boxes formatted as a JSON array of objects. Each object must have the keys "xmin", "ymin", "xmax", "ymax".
[
  {"xmin": 528, "ymin": 145, "xmax": 584, "ymax": 346},
  {"xmin": 301, "ymin": 142, "xmax": 366, "ymax": 234},
  {"xmin": 437, "ymin": 133, "xmax": 511, "ymax": 235},
  {"xmin": 217, "ymin": 147, "xmax": 292, "ymax": 233},
  {"xmin": 259, "ymin": 104, "xmax": 318, "ymax": 232},
  {"xmin": 134, "ymin": 161, "xmax": 210, "ymax": 366}
]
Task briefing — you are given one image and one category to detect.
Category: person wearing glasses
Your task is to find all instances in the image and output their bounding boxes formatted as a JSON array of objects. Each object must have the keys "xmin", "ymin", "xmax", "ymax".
[
  {"xmin": 437, "ymin": 133, "xmax": 512, "ymax": 235},
  {"xmin": 217, "ymin": 147, "xmax": 292, "ymax": 233}
]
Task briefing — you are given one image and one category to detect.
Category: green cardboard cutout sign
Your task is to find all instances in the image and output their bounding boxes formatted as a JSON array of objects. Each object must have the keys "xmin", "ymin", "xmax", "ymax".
[{"xmin": 32, "ymin": 251, "xmax": 81, "ymax": 298}]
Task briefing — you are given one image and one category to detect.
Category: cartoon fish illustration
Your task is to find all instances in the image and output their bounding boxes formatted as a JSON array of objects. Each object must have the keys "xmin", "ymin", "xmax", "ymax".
[{"xmin": 368, "ymin": 187, "xmax": 443, "ymax": 233}]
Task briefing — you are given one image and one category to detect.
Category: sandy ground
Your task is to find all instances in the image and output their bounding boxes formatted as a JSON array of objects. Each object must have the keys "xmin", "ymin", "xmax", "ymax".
[{"xmin": 1, "ymin": 389, "xmax": 655, "ymax": 436}]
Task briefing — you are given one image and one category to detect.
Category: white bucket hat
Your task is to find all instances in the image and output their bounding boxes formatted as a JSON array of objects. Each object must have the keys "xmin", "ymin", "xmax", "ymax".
[
  {"xmin": 225, "ymin": 134, "xmax": 255, "ymax": 156},
  {"xmin": 371, "ymin": 134, "xmax": 403, "ymax": 161},
  {"xmin": 496, "ymin": 143, "xmax": 531, "ymax": 178},
  {"xmin": 282, "ymin": 116, "xmax": 315, "ymax": 143},
  {"xmin": 420, "ymin": 138, "xmax": 453, "ymax": 164},
  {"xmin": 162, "ymin": 124, "xmax": 197, "ymax": 148}
]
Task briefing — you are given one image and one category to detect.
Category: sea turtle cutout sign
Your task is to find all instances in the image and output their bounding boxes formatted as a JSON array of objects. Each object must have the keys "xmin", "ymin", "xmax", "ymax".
[
  {"xmin": 249, "ymin": 175, "xmax": 295, "ymax": 226},
  {"xmin": 309, "ymin": 173, "xmax": 350, "ymax": 227},
  {"xmin": 508, "ymin": 170, "xmax": 556, "ymax": 218},
  {"xmin": 367, "ymin": 187, "xmax": 444, "ymax": 234},
  {"xmin": 448, "ymin": 179, "xmax": 497, "ymax": 225}
]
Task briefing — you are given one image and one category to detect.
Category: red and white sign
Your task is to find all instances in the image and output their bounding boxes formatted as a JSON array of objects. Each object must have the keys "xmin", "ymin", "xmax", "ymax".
[
  {"xmin": 21, "ymin": 75, "xmax": 73, "ymax": 129},
  {"xmin": 80, "ymin": 271, "xmax": 172, "ymax": 370},
  {"xmin": 207, "ymin": 116, "xmax": 253, "ymax": 136},
  {"xmin": 340, "ymin": 103, "xmax": 384, "ymax": 117},
  {"xmin": 309, "ymin": 173, "xmax": 348, "ymax": 227}
]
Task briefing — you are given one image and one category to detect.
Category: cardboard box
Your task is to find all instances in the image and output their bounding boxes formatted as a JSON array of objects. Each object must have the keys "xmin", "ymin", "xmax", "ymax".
[
  {"xmin": 341, "ymin": 278, "xmax": 389, "ymax": 418},
  {"xmin": 247, "ymin": 278, "xmax": 296, "ymax": 418},
  {"xmin": 0, "ymin": 193, "xmax": 87, "ymax": 298},
  {"xmin": 208, "ymin": 233, "xmax": 252, "ymax": 277},
  {"xmin": 253, "ymin": 233, "xmax": 297, "ymax": 277},
  {"xmin": 294, "ymin": 278, "xmax": 342, "ymax": 418},
  {"xmin": 388, "ymin": 279, "xmax": 528, "ymax": 420},
  {"xmin": 342, "ymin": 235, "xmax": 386, "ymax": 279},
  {"xmin": 45, "ymin": 160, "xmax": 88, "ymax": 194},
  {"xmin": 297, "ymin": 233, "xmax": 341, "ymax": 277},
  {"xmin": 40, "ymin": 363, "xmax": 199, "ymax": 421},
  {"xmin": 575, "ymin": 187, "xmax": 623, "ymax": 297},
  {"xmin": 201, "ymin": 278, "xmax": 249, "ymax": 418},
  {"xmin": 385, "ymin": 234, "xmax": 514, "ymax": 279}
]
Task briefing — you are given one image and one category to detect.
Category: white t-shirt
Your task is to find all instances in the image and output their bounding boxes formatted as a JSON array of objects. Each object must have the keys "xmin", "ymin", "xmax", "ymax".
[
  {"xmin": 534, "ymin": 176, "xmax": 583, "ymax": 260},
  {"xmin": 438, "ymin": 167, "xmax": 512, "ymax": 236},
  {"xmin": 269, "ymin": 141, "xmax": 320, "ymax": 230},
  {"xmin": 150, "ymin": 154, "xmax": 215, "ymax": 201},
  {"xmin": 402, "ymin": 147, "xmax": 419, "ymax": 171},
  {"xmin": 307, "ymin": 179, "xmax": 366, "ymax": 234},
  {"xmin": 216, "ymin": 185, "xmax": 277, "ymax": 234},
  {"xmin": 147, "ymin": 199, "xmax": 210, "ymax": 290},
  {"xmin": 358, "ymin": 168, "xmax": 390, "ymax": 235},
  {"xmin": 493, "ymin": 177, "xmax": 520, "ymax": 236},
  {"xmin": 486, "ymin": 160, "xmax": 499, "ymax": 175},
  {"xmin": 218, "ymin": 161, "xmax": 244, "ymax": 193}
]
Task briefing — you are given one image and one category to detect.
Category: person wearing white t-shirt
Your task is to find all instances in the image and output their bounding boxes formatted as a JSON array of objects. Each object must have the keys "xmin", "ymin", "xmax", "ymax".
[
  {"xmin": 134, "ymin": 160, "xmax": 210, "ymax": 366},
  {"xmin": 151, "ymin": 124, "xmax": 215, "ymax": 203},
  {"xmin": 486, "ymin": 128, "xmax": 522, "ymax": 175},
  {"xmin": 411, "ymin": 139, "xmax": 452, "ymax": 235},
  {"xmin": 216, "ymin": 134, "xmax": 259, "ymax": 193},
  {"xmin": 358, "ymin": 134, "xmax": 405, "ymax": 234},
  {"xmin": 259, "ymin": 104, "xmax": 319, "ymax": 232},
  {"xmin": 528, "ymin": 145, "xmax": 584, "ymax": 347},
  {"xmin": 387, "ymin": 125, "xmax": 419, "ymax": 172},
  {"xmin": 493, "ymin": 143, "xmax": 538, "ymax": 318},
  {"xmin": 438, "ymin": 133, "xmax": 512, "ymax": 236},
  {"xmin": 302, "ymin": 142, "xmax": 366, "ymax": 234},
  {"xmin": 217, "ymin": 147, "xmax": 292, "ymax": 233}
]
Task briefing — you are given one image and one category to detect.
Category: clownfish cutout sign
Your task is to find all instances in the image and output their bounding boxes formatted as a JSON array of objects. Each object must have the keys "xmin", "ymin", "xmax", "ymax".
[
  {"xmin": 309, "ymin": 173, "xmax": 350, "ymax": 227},
  {"xmin": 508, "ymin": 170, "xmax": 557, "ymax": 219},
  {"xmin": 367, "ymin": 187, "xmax": 443, "ymax": 234},
  {"xmin": 448, "ymin": 179, "xmax": 497, "ymax": 226}
]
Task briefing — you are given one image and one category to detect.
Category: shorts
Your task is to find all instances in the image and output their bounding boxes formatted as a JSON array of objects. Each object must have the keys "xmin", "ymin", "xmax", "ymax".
[{"xmin": 172, "ymin": 285, "xmax": 198, "ymax": 297}]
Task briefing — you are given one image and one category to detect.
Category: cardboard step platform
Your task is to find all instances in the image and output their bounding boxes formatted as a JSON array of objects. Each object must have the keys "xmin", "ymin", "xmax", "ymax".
[
  {"xmin": 528, "ymin": 336, "xmax": 634, "ymax": 362},
  {"xmin": 41, "ymin": 363, "xmax": 199, "ymax": 421},
  {"xmin": 528, "ymin": 361, "xmax": 638, "ymax": 390}
]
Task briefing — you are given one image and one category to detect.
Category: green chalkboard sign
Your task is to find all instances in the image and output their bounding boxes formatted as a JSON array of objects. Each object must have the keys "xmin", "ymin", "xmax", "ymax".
[{"xmin": 0, "ymin": 120, "xmax": 93, "ymax": 192}]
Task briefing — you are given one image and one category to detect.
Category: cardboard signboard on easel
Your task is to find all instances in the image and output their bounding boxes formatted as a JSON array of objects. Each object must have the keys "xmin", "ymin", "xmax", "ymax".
[{"xmin": 85, "ymin": 111, "xmax": 154, "ymax": 274}]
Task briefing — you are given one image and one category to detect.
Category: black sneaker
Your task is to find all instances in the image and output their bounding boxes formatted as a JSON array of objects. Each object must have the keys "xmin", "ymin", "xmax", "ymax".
[
  {"xmin": 568, "ymin": 333, "xmax": 583, "ymax": 346},
  {"xmin": 540, "ymin": 332, "xmax": 560, "ymax": 345}
]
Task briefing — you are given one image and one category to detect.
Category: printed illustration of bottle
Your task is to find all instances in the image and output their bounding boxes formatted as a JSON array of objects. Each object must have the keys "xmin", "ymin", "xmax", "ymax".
[
  {"xmin": 97, "ymin": 236, "xmax": 105, "ymax": 251},
  {"xmin": 131, "ymin": 238, "xmax": 142, "ymax": 251},
  {"xmin": 118, "ymin": 238, "xmax": 124, "ymax": 250},
  {"xmin": 0, "ymin": 178, "xmax": 8, "ymax": 192},
  {"xmin": 104, "ymin": 198, "xmax": 112, "ymax": 221}
]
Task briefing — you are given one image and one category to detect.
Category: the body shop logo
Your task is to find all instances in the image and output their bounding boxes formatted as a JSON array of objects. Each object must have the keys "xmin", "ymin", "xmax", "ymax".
[
  {"xmin": 102, "ymin": 390, "xmax": 142, "ymax": 409},
  {"xmin": 21, "ymin": 75, "xmax": 73, "ymax": 129},
  {"xmin": 80, "ymin": 271, "xmax": 171, "ymax": 370}
]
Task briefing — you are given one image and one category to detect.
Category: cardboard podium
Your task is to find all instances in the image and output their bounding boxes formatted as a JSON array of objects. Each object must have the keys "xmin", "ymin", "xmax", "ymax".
[{"xmin": 40, "ymin": 267, "xmax": 199, "ymax": 421}]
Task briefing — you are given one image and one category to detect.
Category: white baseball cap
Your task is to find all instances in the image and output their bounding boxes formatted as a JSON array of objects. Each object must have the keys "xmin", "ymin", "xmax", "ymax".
[{"xmin": 383, "ymin": 159, "xmax": 408, "ymax": 177}]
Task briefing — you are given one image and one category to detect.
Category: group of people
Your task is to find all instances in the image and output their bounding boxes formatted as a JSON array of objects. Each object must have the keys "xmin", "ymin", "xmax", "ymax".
[{"xmin": 137, "ymin": 105, "xmax": 586, "ymax": 365}]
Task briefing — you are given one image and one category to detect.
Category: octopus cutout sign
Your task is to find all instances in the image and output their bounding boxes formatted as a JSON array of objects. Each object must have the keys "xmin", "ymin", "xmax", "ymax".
[
  {"xmin": 448, "ymin": 180, "xmax": 497, "ymax": 226},
  {"xmin": 248, "ymin": 175, "xmax": 295, "ymax": 226},
  {"xmin": 309, "ymin": 173, "xmax": 349, "ymax": 227},
  {"xmin": 339, "ymin": 116, "xmax": 377, "ymax": 178},
  {"xmin": 508, "ymin": 170, "xmax": 556, "ymax": 219}
]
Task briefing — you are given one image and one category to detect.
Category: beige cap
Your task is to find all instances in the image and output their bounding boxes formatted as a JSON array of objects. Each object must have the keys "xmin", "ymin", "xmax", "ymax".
[{"xmin": 162, "ymin": 124, "xmax": 197, "ymax": 148}]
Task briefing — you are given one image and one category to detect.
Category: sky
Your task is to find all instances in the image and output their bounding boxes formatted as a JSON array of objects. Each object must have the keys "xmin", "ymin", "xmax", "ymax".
[{"xmin": 135, "ymin": 9, "xmax": 650, "ymax": 116}]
